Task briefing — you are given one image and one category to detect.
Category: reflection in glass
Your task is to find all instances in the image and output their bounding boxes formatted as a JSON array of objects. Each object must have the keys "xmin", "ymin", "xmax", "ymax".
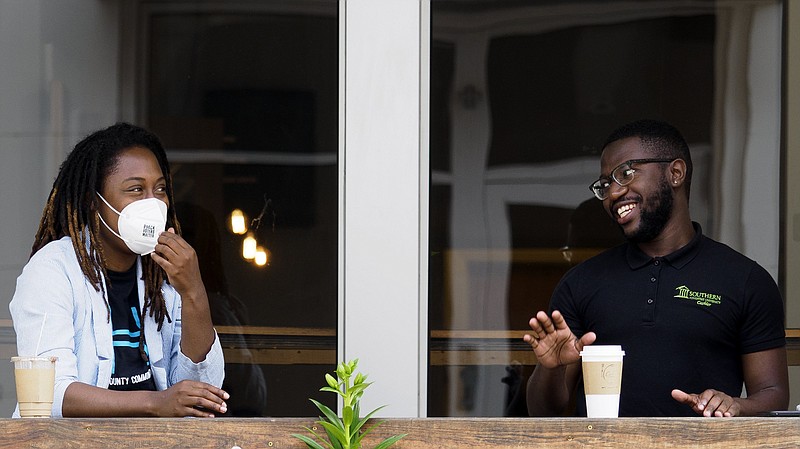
[
  {"xmin": 430, "ymin": 0, "xmax": 782, "ymax": 416},
  {"xmin": 145, "ymin": 1, "xmax": 339, "ymax": 416},
  {"xmin": 230, "ymin": 209, "xmax": 247, "ymax": 235},
  {"xmin": 177, "ymin": 201, "xmax": 267, "ymax": 416}
]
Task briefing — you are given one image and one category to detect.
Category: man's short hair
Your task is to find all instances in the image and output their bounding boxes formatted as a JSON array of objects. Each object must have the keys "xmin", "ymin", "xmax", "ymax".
[{"xmin": 603, "ymin": 119, "xmax": 693, "ymax": 198}]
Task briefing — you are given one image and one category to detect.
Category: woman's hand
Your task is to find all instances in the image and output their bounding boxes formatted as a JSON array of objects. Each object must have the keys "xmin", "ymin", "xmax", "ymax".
[
  {"xmin": 150, "ymin": 228, "xmax": 204, "ymax": 299},
  {"xmin": 153, "ymin": 380, "xmax": 230, "ymax": 418},
  {"xmin": 151, "ymin": 227, "xmax": 215, "ymax": 362}
]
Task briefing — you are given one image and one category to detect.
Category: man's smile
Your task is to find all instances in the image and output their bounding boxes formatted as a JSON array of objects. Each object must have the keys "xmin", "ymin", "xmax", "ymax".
[{"xmin": 617, "ymin": 203, "xmax": 636, "ymax": 219}]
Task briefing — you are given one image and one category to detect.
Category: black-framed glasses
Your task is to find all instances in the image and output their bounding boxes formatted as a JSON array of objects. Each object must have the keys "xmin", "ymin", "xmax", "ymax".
[{"xmin": 589, "ymin": 158, "xmax": 675, "ymax": 200}]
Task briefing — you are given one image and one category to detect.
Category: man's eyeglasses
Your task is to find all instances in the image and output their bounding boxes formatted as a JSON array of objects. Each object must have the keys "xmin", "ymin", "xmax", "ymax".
[{"xmin": 589, "ymin": 158, "xmax": 675, "ymax": 200}]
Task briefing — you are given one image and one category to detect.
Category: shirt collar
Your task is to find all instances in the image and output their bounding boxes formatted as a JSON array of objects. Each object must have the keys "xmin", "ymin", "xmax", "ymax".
[{"xmin": 626, "ymin": 222, "xmax": 703, "ymax": 269}]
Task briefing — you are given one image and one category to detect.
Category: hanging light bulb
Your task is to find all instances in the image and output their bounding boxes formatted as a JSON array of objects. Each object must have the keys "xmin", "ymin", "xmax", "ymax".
[
  {"xmin": 242, "ymin": 233, "xmax": 257, "ymax": 260},
  {"xmin": 255, "ymin": 246, "xmax": 269, "ymax": 266},
  {"xmin": 230, "ymin": 209, "xmax": 247, "ymax": 235}
]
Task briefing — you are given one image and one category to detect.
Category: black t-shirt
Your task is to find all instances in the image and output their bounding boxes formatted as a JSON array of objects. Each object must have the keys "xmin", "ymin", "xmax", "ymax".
[
  {"xmin": 107, "ymin": 264, "xmax": 157, "ymax": 391},
  {"xmin": 550, "ymin": 223, "xmax": 785, "ymax": 417}
]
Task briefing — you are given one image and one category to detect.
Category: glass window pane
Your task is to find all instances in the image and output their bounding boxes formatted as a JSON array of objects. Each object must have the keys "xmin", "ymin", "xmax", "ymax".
[
  {"xmin": 429, "ymin": 0, "xmax": 783, "ymax": 417},
  {"xmin": 144, "ymin": 2, "xmax": 338, "ymax": 417},
  {"xmin": 0, "ymin": 0, "xmax": 337, "ymax": 418}
]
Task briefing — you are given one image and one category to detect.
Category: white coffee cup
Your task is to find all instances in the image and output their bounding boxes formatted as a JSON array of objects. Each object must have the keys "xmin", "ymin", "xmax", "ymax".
[{"xmin": 580, "ymin": 345, "xmax": 625, "ymax": 418}]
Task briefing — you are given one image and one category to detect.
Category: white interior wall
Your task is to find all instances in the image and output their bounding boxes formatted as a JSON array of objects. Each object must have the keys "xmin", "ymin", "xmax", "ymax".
[
  {"xmin": 0, "ymin": 1, "xmax": 46, "ymax": 321},
  {"xmin": 0, "ymin": 0, "xmax": 120, "ymax": 296}
]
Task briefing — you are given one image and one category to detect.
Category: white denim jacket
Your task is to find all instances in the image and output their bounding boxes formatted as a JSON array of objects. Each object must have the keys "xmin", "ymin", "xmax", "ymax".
[{"xmin": 9, "ymin": 236, "xmax": 225, "ymax": 417}]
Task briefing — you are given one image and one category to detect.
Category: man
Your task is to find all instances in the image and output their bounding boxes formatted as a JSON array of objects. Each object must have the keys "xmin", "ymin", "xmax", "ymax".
[{"xmin": 524, "ymin": 119, "xmax": 788, "ymax": 417}]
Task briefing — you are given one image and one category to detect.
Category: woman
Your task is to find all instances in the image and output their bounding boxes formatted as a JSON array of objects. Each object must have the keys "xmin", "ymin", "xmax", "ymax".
[{"xmin": 10, "ymin": 123, "xmax": 227, "ymax": 417}]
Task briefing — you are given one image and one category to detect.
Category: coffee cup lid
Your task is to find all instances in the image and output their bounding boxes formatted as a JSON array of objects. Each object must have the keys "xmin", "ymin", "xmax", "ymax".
[
  {"xmin": 579, "ymin": 345, "xmax": 625, "ymax": 356},
  {"xmin": 11, "ymin": 356, "xmax": 58, "ymax": 363}
]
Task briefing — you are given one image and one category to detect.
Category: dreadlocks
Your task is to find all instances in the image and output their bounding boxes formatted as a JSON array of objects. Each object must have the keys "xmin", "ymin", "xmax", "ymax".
[{"xmin": 31, "ymin": 122, "xmax": 181, "ymax": 361}]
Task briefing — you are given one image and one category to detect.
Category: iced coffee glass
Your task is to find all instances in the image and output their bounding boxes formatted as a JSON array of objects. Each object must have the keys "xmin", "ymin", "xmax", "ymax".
[
  {"xmin": 580, "ymin": 345, "xmax": 624, "ymax": 418},
  {"xmin": 11, "ymin": 356, "xmax": 57, "ymax": 418}
]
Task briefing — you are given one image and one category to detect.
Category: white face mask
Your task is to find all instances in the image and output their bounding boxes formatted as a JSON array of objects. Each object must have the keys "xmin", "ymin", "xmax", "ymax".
[{"xmin": 96, "ymin": 192, "xmax": 168, "ymax": 255}]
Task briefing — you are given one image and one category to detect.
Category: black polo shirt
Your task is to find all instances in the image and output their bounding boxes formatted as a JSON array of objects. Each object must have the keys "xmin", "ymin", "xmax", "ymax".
[{"xmin": 551, "ymin": 223, "xmax": 785, "ymax": 417}]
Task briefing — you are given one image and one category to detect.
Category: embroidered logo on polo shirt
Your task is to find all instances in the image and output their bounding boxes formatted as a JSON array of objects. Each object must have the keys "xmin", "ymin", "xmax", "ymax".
[{"xmin": 674, "ymin": 285, "xmax": 722, "ymax": 307}]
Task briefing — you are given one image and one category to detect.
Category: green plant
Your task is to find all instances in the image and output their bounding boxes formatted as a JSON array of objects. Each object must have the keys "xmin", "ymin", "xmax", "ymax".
[{"xmin": 291, "ymin": 359, "xmax": 407, "ymax": 449}]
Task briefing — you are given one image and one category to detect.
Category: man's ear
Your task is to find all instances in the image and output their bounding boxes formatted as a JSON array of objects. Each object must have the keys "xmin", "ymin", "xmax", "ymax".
[{"xmin": 669, "ymin": 159, "xmax": 687, "ymax": 187}]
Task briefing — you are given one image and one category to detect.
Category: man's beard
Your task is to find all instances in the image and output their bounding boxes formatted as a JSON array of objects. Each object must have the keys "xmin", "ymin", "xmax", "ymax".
[{"xmin": 626, "ymin": 176, "xmax": 674, "ymax": 243}]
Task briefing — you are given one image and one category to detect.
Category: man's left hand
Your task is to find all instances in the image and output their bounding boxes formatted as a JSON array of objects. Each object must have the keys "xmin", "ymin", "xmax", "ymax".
[{"xmin": 671, "ymin": 388, "xmax": 741, "ymax": 417}]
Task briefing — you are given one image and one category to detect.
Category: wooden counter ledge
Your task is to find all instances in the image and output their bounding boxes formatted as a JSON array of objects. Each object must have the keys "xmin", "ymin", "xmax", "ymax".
[{"xmin": 0, "ymin": 417, "xmax": 798, "ymax": 449}]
